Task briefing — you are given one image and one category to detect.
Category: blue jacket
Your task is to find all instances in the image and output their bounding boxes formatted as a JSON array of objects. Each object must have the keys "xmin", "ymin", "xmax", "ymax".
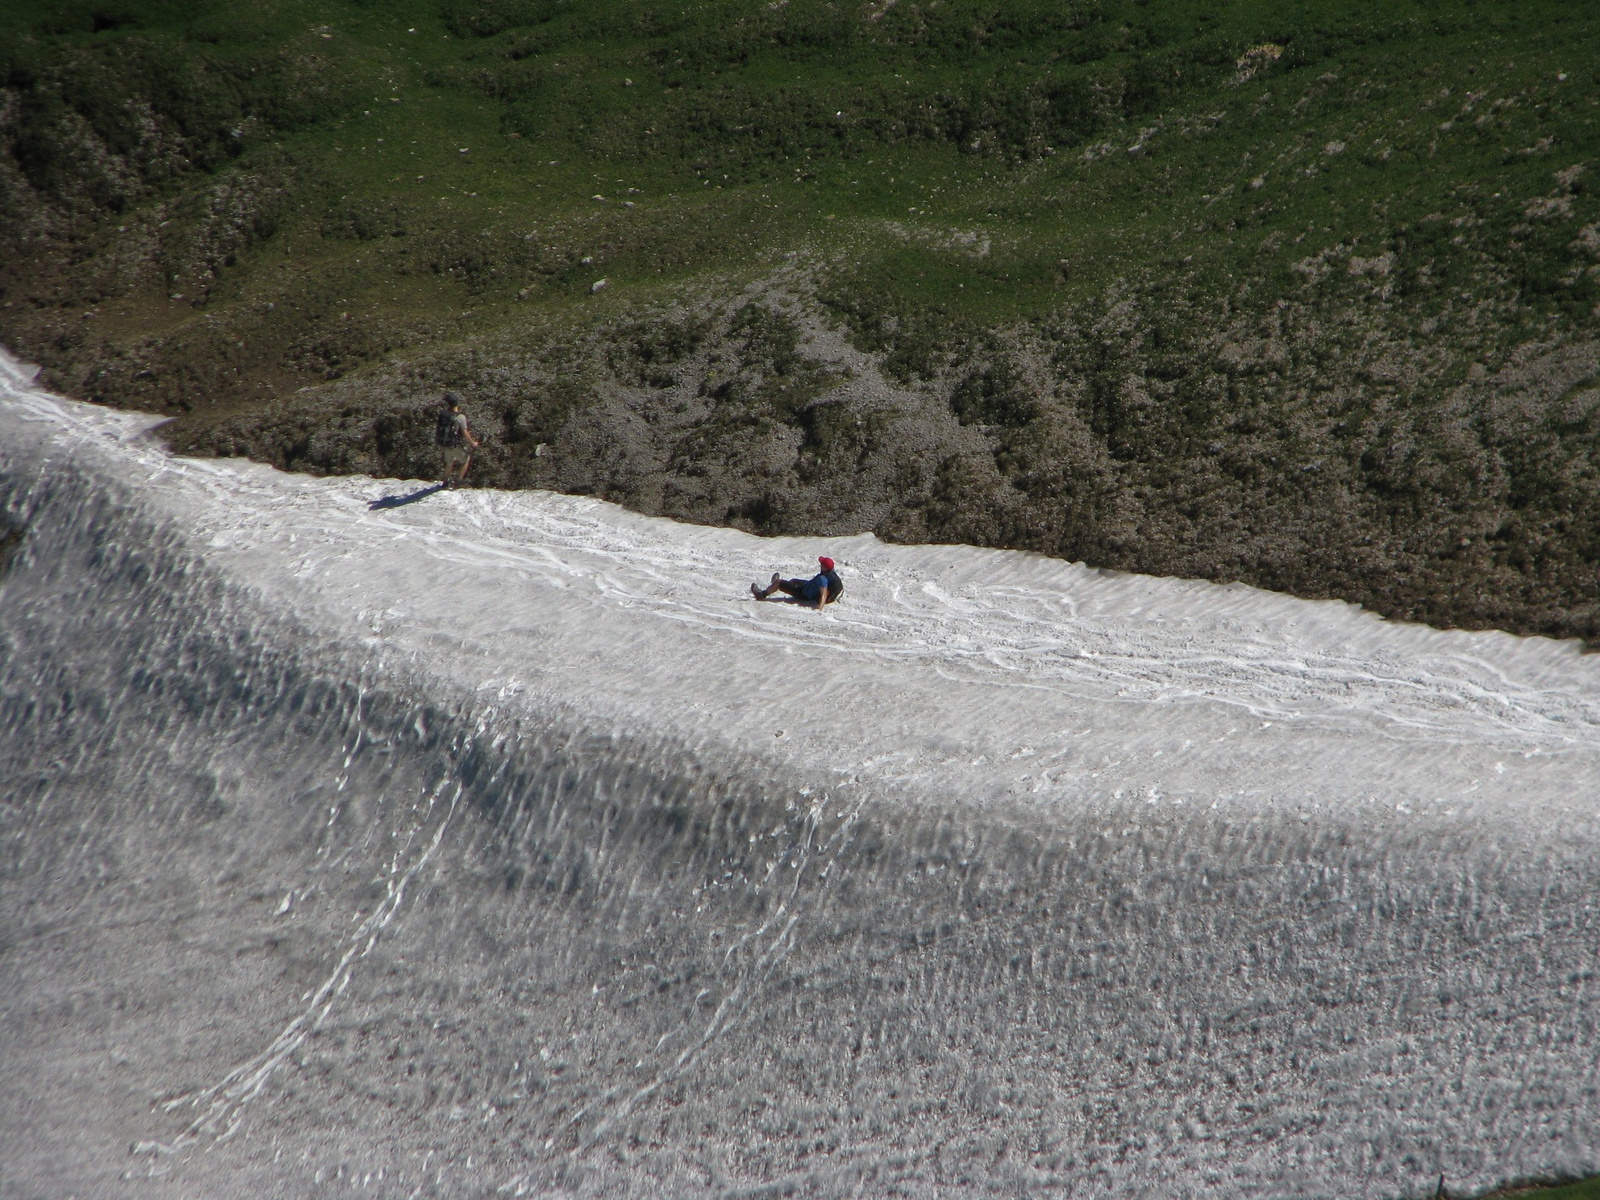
[{"xmin": 801, "ymin": 570, "xmax": 842, "ymax": 602}]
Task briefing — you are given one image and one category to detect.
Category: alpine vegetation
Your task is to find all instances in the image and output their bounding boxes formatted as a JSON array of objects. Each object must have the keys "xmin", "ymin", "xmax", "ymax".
[{"xmin": 1, "ymin": 0, "xmax": 1598, "ymax": 637}]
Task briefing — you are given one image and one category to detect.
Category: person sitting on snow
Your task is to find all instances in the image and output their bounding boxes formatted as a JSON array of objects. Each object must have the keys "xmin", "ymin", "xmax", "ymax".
[{"xmin": 751, "ymin": 556, "xmax": 844, "ymax": 610}]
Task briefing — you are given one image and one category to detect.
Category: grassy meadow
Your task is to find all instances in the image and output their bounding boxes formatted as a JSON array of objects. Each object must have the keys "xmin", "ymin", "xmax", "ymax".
[{"xmin": 2, "ymin": 0, "xmax": 1599, "ymax": 639}]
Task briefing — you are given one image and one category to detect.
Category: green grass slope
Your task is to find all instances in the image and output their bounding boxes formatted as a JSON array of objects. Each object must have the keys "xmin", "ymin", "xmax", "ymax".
[
  {"xmin": 1, "ymin": 0, "xmax": 1598, "ymax": 640},
  {"xmin": 1506, "ymin": 1181, "xmax": 1600, "ymax": 1200}
]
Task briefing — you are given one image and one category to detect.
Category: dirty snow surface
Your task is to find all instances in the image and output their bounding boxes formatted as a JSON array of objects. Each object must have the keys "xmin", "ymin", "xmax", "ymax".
[{"xmin": 3, "ymin": 349, "xmax": 1599, "ymax": 1200}]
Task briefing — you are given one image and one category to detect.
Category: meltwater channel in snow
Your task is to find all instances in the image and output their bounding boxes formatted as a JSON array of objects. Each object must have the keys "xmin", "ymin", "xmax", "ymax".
[{"xmin": 2, "ymin": 346, "xmax": 1599, "ymax": 1200}]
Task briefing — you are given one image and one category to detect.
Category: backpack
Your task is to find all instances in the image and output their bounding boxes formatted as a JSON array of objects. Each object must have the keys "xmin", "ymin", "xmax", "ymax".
[
  {"xmin": 435, "ymin": 407, "xmax": 463, "ymax": 448},
  {"xmin": 821, "ymin": 570, "xmax": 844, "ymax": 600}
]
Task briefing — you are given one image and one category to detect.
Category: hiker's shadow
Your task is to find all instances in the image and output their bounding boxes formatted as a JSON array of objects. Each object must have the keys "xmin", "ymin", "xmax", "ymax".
[
  {"xmin": 368, "ymin": 483, "xmax": 445, "ymax": 511},
  {"xmin": 752, "ymin": 590, "xmax": 823, "ymax": 608}
]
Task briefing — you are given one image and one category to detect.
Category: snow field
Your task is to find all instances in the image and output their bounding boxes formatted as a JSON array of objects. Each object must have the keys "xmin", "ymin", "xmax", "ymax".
[{"xmin": 3, "ymin": 349, "xmax": 1600, "ymax": 1199}]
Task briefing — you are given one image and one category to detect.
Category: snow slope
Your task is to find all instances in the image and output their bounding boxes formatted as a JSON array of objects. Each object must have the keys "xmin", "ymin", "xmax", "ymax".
[{"xmin": 3, "ymin": 348, "xmax": 1599, "ymax": 1199}]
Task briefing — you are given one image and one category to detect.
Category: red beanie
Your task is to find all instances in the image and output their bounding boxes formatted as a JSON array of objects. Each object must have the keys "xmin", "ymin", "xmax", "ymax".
[{"xmin": 818, "ymin": 556, "xmax": 835, "ymax": 570}]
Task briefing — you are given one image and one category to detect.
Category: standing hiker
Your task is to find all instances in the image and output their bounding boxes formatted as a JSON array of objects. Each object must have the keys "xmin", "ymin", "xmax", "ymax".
[
  {"xmin": 436, "ymin": 392, "xmax": 480, "ymax": 488},
  {"xmin": 751, "ymin": 556, "xmax": 844, "ymax": 611}
]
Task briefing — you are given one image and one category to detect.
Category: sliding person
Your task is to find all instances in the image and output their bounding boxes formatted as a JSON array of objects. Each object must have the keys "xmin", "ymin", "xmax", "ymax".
[{"xmin": 751, "ymin": 556, "xmax": 844, "ymax": 610}]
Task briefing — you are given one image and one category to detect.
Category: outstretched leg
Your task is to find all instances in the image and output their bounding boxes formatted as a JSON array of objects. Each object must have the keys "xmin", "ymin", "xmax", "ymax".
[{"xmin": 751, "ymin": 572, "xmax": 781, "ymax": 600}]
